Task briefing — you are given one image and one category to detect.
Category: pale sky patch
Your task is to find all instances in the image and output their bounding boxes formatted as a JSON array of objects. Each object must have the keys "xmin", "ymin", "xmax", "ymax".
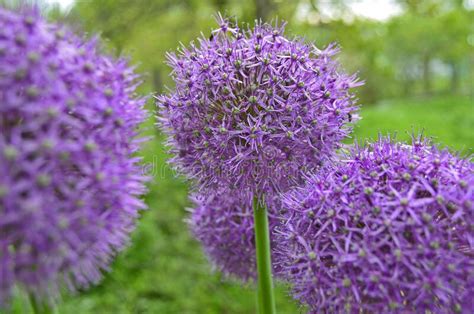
[
  {"xmin": 314, "ymin": 0, "xmax": 402, "ymax": 22},
  {"xmin": 44, "ymin": 0, "xmax": 74, "ymax": 10},
  {"xmin": 349, "ymin": 0, "xmax": 402, "ymax": 20}
]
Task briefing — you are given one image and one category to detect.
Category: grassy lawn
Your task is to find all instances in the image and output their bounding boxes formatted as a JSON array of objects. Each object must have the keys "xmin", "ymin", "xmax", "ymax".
[
  {"xmin": 11, "ymin": 96, "xmax": 473, "ymax": 313},
  {"xmin": 353, "ymin": 96, "xmax": 473, "ymax": 155}
]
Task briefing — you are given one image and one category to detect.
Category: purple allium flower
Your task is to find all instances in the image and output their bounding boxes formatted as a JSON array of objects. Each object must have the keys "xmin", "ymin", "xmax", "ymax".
[
  {"xmin": 188, "ymin": 190, "xmax": 281, "ymax": 281},
  {"xmin": 157, "ymin": 15, "xmax": 361, "ymax": 195},
  {"xmin": 0, "ymin": 8, "xmax": 148, "ymax": 306},
  {"xmin": 276, "ymin": 136, "xmax": 473, "ymax": 313}
]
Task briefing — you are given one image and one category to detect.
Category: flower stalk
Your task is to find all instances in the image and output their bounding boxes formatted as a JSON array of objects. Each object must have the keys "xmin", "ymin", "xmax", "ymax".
[
  {"xmin": 253, "ymin": 195, "xmax": 276, "ymax": 314},
  {"xmin": 29, "ymin": 294, "xmax": 52, "ymax": 314}
]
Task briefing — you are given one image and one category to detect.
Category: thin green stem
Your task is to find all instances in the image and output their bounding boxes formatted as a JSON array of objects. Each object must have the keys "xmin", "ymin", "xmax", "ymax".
[
  {"xmin": 253, "ymin": 195, "xmax": 276, "ymax": 314},
  {"xmin": 29, "ymin": 294, "xmax": 52, "ymax": 314}
]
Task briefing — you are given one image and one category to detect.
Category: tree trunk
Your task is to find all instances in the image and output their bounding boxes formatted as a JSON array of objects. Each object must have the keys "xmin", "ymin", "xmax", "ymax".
[
  {"xmin": 254, "ymin": 0, "xmax": 272, "ymax": 21},
  {"xmin": 403, "ymin": 79, "xmax": 412, "ymax": 97},
  {"xmin": 422, "ymin": 53, "xmax": 431, "ymax": 95},
  {"xmin": 402, "ymin": 65, "xmax": 412, "ymax": 97},
  {"xmin": 212, "ymin": 0, "xmax": 227, "ymax": 11},
  {"xmin": 449, "ymin": 61, "xmax": 459, "ymax": 93}
]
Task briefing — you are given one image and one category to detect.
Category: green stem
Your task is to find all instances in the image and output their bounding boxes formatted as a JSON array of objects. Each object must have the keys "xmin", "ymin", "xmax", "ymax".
[
  {"xmin": 29, "ymin": 294, "xmax": 52, "ymax": 314},
  {"xmin": 253, "ymin": 195, "xmax": 276, "ymax": 314}
]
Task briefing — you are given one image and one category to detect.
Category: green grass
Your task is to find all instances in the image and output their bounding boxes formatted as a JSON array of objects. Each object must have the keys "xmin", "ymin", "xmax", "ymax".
[
  {"xmin": 11, "ymin": 96, "xmax": 473, "ymax": 313},
  {"xmin": 353, "ymin": 96, "xmax": 473, "ymax": 154}
]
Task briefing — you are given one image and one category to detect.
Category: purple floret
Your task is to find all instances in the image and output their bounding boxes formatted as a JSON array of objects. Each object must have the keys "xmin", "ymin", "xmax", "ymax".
[
  {"xmin": 276, "ymin": 136, "xmax": 473, "ymax": 313},
  {"xmin": 188, "ymin": 190, "xmax": 281, "ymax": 281},
  {"xmin": 0, "ymin": 8, "xmax": 148, "ymax": 306},
  {"xmin": 157, "ymin": 15, "xmax": 361, "ymax": 196}
]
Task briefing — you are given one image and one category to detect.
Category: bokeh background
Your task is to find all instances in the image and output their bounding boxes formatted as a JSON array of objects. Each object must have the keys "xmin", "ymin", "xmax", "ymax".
[{"xmin": 3, "ymin": 0, "xmax": 473, "ymax": 313}]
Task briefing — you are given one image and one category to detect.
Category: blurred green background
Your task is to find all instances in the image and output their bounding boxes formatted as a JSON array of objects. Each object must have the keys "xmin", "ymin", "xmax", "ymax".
[{"xmin": 4, "ymin": 0, "xmax": 473, "ymax": 313}]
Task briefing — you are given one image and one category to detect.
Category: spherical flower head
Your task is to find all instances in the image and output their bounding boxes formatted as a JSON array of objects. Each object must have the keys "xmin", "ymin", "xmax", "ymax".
[
  {"xmin": 188, "ymin": 190, "xmax": 281, "ymax": 282},
  {"xmin": 276, "ymin": 136, "xmax": 473, "ymax": 313},
  {"xmin": 157, "ymin": 14, "xmax": 362, "ymax": 195},
  {"xmin": 0, "ymin": 8, "xmax": 148, "ymax": 306}
]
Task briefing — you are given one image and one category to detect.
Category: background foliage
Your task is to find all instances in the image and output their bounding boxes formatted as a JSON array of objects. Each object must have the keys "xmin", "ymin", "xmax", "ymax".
[{"xmin": 3, "ymin": 0, "xmax": 473, "ymax": 313}]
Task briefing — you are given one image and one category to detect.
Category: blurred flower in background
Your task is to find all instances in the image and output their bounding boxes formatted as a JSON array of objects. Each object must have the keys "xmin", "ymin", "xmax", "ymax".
[
  {"xmin": 188, "ymin": 190, "xmax": 282, "ymax": 282},
  {"xmin": 0, "ymin": 7, "xmax": 148, "ymax": 307}
]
